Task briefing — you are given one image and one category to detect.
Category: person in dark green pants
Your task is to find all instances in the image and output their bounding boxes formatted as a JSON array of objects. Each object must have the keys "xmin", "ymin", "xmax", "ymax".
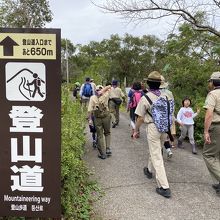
[{"xmin": 88, "ymin": 85, "xmax": 112, "ymax": 159}]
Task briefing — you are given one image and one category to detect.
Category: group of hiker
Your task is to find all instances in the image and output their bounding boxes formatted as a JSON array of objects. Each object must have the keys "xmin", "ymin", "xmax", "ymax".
[
  {"xmin": 73, "ymin": 70, "xmax": 220, "ymax": 199},
  {"xmin": 73, "ymin": 77, "xmax": 125, "ymax": 159}
]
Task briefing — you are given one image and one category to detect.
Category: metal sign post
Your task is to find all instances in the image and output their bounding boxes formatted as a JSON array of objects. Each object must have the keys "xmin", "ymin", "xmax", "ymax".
[{"xmin": 0, "ymin": 28, "xmax": 61, "ymax": 218}]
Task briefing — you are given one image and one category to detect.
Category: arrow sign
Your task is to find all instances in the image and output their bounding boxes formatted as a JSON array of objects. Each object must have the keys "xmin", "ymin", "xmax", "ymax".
[{"xmin": 0, "ymin": 36, "xmax": 19, "ymax": 56}]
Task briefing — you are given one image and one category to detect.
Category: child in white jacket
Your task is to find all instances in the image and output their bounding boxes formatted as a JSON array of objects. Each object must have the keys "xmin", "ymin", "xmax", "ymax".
[{"xmin": 177, "ymin": 97, "xmax": 200, "ymax": 154}]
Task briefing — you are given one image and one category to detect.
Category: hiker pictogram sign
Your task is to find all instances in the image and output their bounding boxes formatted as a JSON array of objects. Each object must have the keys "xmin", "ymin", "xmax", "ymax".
[
  {"xmin": 6, "ymin": 62, "xmax": 46, "ymax": 101},
  {"xmin": 0, "ymin": 28, "xmax": 61, "ymax": 218}
]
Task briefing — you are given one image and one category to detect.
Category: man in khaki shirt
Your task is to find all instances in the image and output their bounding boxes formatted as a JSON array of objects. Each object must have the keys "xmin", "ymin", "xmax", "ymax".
[
  {"xmin": 203, "ymin": 71, "xmax": 220, "ymax": 194},
  {"xmin": 88, "ymin": 85, "xmax": 112, "ymax": 159},
  {"xmin": 109, "ymin": 80, "xmax": 125, "ymax": 128},
  {"xmin": 134, "ymin": 71, "xmax": 171, "ymax": 198}
]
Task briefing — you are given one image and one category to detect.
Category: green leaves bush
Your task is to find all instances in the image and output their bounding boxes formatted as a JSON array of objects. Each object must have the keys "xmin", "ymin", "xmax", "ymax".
[{"xmin": 61, "ymin": 85, "xmax": 101, "ymax": 219}]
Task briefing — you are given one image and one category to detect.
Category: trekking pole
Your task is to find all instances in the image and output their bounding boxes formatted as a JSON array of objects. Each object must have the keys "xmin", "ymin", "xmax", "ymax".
[{"xmin": 27, "ymin": 80, "xmax": 31, "ymax": 97}]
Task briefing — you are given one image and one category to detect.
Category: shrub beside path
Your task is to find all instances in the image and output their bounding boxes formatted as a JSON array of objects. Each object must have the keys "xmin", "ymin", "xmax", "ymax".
[{"xmin": 84, "ymin": 112, "xmax": 220, "ymax": 220}]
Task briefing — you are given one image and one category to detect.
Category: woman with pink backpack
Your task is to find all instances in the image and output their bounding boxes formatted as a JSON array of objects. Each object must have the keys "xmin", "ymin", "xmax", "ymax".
[{"xmin": 127, "ymin": 82, "xmax": 144, "ymax": 138}]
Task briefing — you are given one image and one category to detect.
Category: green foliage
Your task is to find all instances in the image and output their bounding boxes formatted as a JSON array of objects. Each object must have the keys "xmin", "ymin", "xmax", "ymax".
[
  {"xmin": 63, "ymin": 22, "xmax": 220, "ymax": 146},
  {"xmin": 161, "ymin": 31, "xmax": 219, "ymax": 145},
  {"xmin": 0, "ymin": 0, "xmax": 53, "ymax": 28},
  {"xmin": 74, "ymin": 57, "xmax": 110, "ymax": 85},
  {"xmin": 71, "ymin": 34, "xmax": 163, "ymax": 84},
  {"xmin": 61, "ymin": 85, "xmax": 102, "ymax": 219}
]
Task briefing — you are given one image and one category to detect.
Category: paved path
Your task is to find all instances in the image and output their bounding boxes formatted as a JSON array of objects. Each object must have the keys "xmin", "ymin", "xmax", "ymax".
[{"xmin": 84, "ymin": 113, "xmax": 220, "ymax": 220}]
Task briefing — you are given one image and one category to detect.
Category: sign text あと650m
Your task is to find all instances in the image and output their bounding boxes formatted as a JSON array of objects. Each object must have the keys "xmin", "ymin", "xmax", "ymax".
[{"xmin": 23, "ymin": 48, "xmax": 53, "ymax": 56}]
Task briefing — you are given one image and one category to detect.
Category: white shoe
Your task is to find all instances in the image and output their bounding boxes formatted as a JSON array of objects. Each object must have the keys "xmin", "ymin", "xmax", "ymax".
[{"xmin": 167, "ymin": 150, "xmax": 173, "ymax": 159}]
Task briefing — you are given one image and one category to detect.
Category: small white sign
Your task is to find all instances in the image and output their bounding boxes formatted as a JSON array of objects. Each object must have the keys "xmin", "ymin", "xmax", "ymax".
[{"xmin": 6, "ymin": 62, "xmax": 46, "ymax": 101}]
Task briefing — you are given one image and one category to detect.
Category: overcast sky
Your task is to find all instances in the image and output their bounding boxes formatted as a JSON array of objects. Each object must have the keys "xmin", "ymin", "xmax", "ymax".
[{"xmin": 47, "ymin": 0, "xmax": 172, "ymax": 45}]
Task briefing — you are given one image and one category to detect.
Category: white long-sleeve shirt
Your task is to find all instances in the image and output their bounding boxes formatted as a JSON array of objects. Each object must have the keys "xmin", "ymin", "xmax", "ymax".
[{"xmin": 177, "ymin": 107, "xmax": 198, "ymax": 125}]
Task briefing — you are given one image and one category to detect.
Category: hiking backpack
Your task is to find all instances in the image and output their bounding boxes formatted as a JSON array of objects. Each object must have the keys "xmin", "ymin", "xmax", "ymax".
[
  {"xmin": 129, "ymin": 90, "xmax": 142, "ymax": 108},
  {"xmin": 93, "ymin": 96, "xmax": 109, "ymax": 118},
  {"xmin": 145, "ymin": 94, "xmax": 174, "ymax": 133},
  {"xmin": 82, "ymin": 83, "xmax": 93, "ymax": 97}
]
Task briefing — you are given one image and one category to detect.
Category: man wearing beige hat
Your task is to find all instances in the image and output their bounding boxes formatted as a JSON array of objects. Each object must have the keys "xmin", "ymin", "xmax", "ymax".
[
  {"xmin": 133, "ymin": 71, "xmax": 172, "ymax": 198},
  {"xmin": 88, "ymin": 85, "xmax": 112, "ymax": 159},
  {"xmin": 203, "ymin": 71, "xmax": 220, "ymax": 194},
  {"xmin": 109, "ymin": 80, "xmax": 125, "ymax": 128}
]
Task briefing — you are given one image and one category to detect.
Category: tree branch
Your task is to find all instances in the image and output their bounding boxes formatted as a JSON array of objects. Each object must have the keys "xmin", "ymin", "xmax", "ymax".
[
  {"xmin": 213, "ymin": 0, "xmax": 220, "ymax": 8},
  {"xmin": 95, "ymin": 0, "xmax": 220, "ymax": 38}
]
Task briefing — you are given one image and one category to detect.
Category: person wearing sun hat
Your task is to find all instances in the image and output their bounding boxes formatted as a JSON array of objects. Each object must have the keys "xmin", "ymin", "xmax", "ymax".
[
  {"xmin": 72, "ymin": 82, "xmax": 81, "ymax": 100},
  {"xmin": 203, "ymin": 71, "xmax": 220, "ymax": 194},
  {"xmin": 159, "ymin": 75, "xmax": 175, "ymax": 158},
  {"xmin": 159, "ymin": 75, "xmax": 174, "ymax": 105},
  {"xmin": 90, "ymin": 78, "xmax": 96, "ymax": 91},
  {"xmin": 133, "ymin": 71, "xmax": 172, "ymax": 198},
  {"xmin": 109, "ymin": 80, "xmax": 125, "ymax": 128},
  {"xmin": 88, "ymin": 84, "xmax": 112, "ymax": 160},
  {"xmin": 160, "ymin": 75, "xmax": 169, "ymax": 89}
]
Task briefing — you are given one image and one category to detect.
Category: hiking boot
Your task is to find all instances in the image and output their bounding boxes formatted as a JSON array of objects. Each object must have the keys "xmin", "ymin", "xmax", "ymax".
[
  {"xmin": 136, "ymin": 131, "xmax": 140, "ymax": 138},
  {"xmin": 143, "ymin": 167, "xmax": 153, "ymax": 179},
  {"xmin": 177, "ymin": 140, "xmax": 184, "ymax": 148},
  {"xmin": 112, "ymin": 123, "xmax": 117, "ymax": 128},
  {"xmin": 106, "ymin": 148, "xmax": 112, "ymax": 156},
  {"xmin": 212, "ymin": 183, "xmax": 220, "ymax": 191},
  {"xmin": 92, "ymin": 141, "xmax": 97, "ymax": 149},
  {"xmin": 98, "ymin": 154, "xmax": 107, "ymax": 160},
  {"xmin": 156, "ymin": 187, "xmax": 171, "ymax": 198},
  {"xmin": 131, "ymin": 129, "xmax": 134, "ymax": 138},
  {"xmin": 192, "ymin": 144, "xmax": 197, "ymax": 154},
  {"xmin": 166, "ymin": 147, "xmax": 173, "ymax": 159}
]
